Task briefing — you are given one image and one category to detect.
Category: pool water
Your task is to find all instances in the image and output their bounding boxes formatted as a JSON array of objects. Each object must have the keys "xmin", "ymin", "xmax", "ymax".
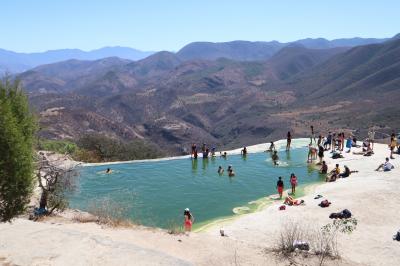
[{"xmin": 69, "ymin": 142, "xmax": 324, "ymax": 229}]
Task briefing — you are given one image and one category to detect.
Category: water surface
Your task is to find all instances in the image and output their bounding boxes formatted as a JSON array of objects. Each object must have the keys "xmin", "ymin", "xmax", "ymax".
[{"xmin": 69, "ymin": 143, "xmax": 323, "ymax": 229}]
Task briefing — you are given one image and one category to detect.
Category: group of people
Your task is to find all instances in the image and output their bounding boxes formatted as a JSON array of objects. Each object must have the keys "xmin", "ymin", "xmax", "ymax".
[
  {"xmin": 184, "ymin": 128, "xmax": 398, "ymax": 231},
  {"xmin": 191, "ymin": 143, "xmax": 217, "ymax": 159},
  {"xmin": 325, "ymin": 164, "xmax": 358, "ymax": 182},
  {"xmin": 276, "ymin": 173, "xmax": 298, "ymax": 199},
  {"xmin": 217, "ymin": 165, "xmax": 235, "ymax": 177}
]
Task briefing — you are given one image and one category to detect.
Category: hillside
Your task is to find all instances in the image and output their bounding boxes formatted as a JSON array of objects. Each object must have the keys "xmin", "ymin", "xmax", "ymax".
[
  {"xmin": 21, "ymin": 38, "xmax": 400, "ymax": 154},
  {"xmin": 292, "ymin": 38, "xmax": 400, "ymax": 100}
]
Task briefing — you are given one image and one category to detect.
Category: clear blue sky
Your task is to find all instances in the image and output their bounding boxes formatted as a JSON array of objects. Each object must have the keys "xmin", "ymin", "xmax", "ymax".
[{"xmin": 1, "ymin": 0, "xmax": 399, "ymax": 52}]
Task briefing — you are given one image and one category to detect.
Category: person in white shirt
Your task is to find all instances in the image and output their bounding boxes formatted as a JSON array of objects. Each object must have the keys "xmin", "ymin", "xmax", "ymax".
[{"xmin": 375, "ymin": 157, "xmax": 394, "ymax": 171}]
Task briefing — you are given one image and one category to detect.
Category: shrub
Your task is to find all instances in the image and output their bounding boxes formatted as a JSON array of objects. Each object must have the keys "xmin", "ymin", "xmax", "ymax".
[
  {"xmin": 75, "ymin": 133, "xmax": 163, "ymax": 162},
  {"xmin": 314, "ymin": 218, "xmax": 358, "ymax": 265},
  {"xmin": 166, "ymin": 220, "xmax": 184, "ymax": 235},
  {"xmin": 0, "ymin": 78, "xmax": 37, "ymax": 222},
  {"xmin": 87, "ymin": 197, "xmax": 135, "ymax": 227},
  {"xmin": 37, "ymin": 139, "xmax": 78, "ymax": 155},
  {"xmin": 274, "ymin": 218, "xmax": 358, "ymax": 266},
  {"xmin": 275, "ymin": 221, "xmax": 311, "ymax": 255}
]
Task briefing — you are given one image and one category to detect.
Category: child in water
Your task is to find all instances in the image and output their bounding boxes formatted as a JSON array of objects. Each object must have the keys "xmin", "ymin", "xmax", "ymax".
[
  {"xmin": 184, "ymin": 208, "xmax": 194, "ymax": 232},
  {"xmin": 105, "ymin": 168, "xmax": 112, "ymax": 174}
]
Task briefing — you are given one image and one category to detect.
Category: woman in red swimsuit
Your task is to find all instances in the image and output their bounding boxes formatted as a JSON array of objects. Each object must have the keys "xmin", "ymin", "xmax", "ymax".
[{"xmin": 184, "ymin": 208, "xmax": 194, "ymax": 232}]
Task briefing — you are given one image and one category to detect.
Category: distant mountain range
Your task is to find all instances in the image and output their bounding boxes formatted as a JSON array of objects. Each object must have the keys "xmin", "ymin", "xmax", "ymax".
[
  {"xmin": 0, "ymin": 46, "xmax": 154, "ymax": 73},
  {"xmin": 21, "ymin": 35, "xmax": 400, "ymax": 154},
  {"xmin": 176, "ymin": 37, "xmax": 388, "ymax": 61},
  {"xmin": 0, "ymin": 36, "xmax": 392, "ymax": 74}
]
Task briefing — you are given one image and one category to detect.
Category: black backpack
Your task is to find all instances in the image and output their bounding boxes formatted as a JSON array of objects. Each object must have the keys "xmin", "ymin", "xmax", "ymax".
[
  {"xmin": 342, "ymin": 209, "xmax": 352, "ymax": 218},
  {"xmin": 394, "ymin": 231, "xmax": 400, "ymax": 241}
]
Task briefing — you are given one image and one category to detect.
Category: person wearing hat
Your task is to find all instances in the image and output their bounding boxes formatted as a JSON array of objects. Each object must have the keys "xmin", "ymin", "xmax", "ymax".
[{"xmin": 183, "ymin": 208, "xmax": 194, "ymax": 232}]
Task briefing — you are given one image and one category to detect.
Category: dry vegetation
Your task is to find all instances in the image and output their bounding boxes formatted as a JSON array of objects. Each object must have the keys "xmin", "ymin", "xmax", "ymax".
[
  {"xmin": 273, "ymin": 218, "xmax": 358, "ymax": 266},
  {"xmin": 72, "ymin": 198, "xmax": 136, "ymax": 228}
]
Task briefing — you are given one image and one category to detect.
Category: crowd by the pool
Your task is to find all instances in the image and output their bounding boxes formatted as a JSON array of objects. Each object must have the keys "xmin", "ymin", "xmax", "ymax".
[{"xmin": 182, "ymin": 127, "xmax": 399, "ymax": 231}]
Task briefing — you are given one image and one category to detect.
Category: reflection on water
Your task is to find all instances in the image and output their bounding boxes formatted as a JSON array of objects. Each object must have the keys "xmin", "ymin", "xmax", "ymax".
[
  {"xmin": 286, "ymin": 150, "xmax": 291, "ymax": 161},
  {"xmin": 191, "ymin": 159, "xmax": 198, "ymax": 172}
]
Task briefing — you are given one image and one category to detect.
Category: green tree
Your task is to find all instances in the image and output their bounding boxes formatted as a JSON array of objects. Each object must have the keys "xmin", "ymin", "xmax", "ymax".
[{"xmin": 0, "ymin": 78, "xmax": 37, "ymax": 222}]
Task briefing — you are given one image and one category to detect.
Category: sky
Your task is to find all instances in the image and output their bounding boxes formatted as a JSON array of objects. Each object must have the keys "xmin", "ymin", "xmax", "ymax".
[{"xmin": 1, "ymin": 0, "xmax": 399, "ymax": 52}]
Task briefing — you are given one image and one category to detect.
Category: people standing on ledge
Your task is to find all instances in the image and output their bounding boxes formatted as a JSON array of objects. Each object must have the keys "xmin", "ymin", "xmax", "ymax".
[
  {"xmin": 286, "ymin": 131, "xmax": 292, "ymax": 151},
  {"xmin": 191, "ymin": 143, "xmax": 197, "ymax": 158},
  {"xmin": 276, "ymin": 176, "xmax": 284, "ymax": 199},
  {"xmin": 183, "ymin": 208, "xmax": 194, "ymax": 232},
  {"xmin": 203, "ymin": 148, "xmax": 209, "ymax": 159}
]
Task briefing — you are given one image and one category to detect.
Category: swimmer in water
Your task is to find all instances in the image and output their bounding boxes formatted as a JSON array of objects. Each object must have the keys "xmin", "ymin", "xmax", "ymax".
[
  {"xmin": 227, "ymin": 165, "xmax": 235, "ymax": 176},
  {"xmin": 271, "ymin": 151, "xmax": 279, "ymax": 165},
  {"xmin": 106, "ymin": 168, "xmax": 112, "ymax": 174},
  {"xmin": 241, "ymin": 146, "xmax": 247, "ymax": 156},
  {"xmin": 221, "ymin": 151, "xmax": 227, "ymax": 158},
  {"xmin": 218, "ymin": 166, "xmax": 224, "ymax": 175}
]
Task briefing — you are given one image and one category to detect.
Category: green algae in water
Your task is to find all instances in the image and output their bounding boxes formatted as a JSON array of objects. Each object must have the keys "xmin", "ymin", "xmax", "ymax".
[{"xmin": 69, "ymin": 145, "xmax": 325, "ymax": 229}]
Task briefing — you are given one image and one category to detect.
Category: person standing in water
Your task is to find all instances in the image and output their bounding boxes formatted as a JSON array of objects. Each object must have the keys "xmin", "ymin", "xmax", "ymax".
[
  {"xmin": 318, "ymin": 144, "xmax": 324, "ymax": 164},
  {"xmin": 183, "ymin": 208, "xmax": 194, "ymax": 232},
  {"xmin": 191, "ymin": 143, "xmax": 196, "ymax": 158},
  {"xmin": 241, "ymin": 146, "xmax": 247, "ymax": 156},
  {"xmin": 286, "ymin": 131, "xmax": 292, "ymax": 151},
  {"xmin": 217, "ymin": 166, "xmax": 224, "ymax": 175},
  {"xmin": 271, "ymin": 150, "xmax": 279, "ymax": 165},
  {"xmin": 290, "ymin": 173, "xmax": 297, "ymax": 195},
  {"xmin": 277, "ymin": 176, "xmax": 284, "ymax": 199}
]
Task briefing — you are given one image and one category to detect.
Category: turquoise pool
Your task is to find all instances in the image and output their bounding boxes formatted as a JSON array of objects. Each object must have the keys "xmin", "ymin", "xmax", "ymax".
[{"xmin": 69, "ymin": 142, "xmax": 324, "ymax": 229}]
